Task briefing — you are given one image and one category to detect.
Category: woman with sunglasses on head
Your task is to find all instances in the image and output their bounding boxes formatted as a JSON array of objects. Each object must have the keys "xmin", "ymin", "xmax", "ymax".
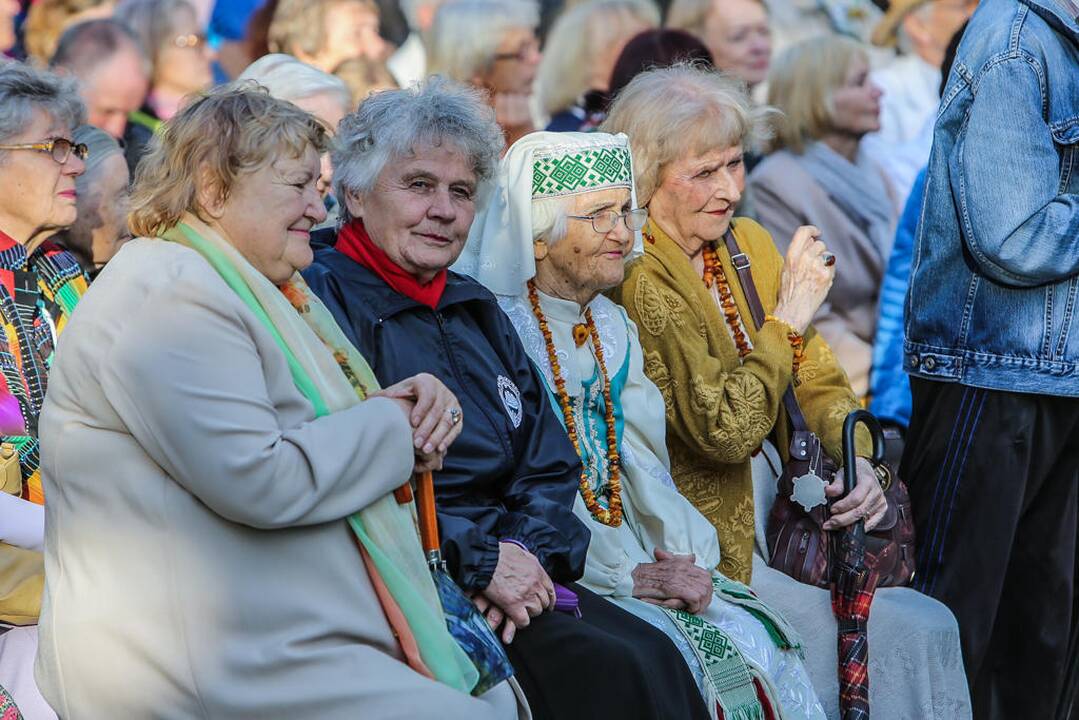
[{"xmin": 0, "ymin": 62, "xmax": 90, "ymax": 720}]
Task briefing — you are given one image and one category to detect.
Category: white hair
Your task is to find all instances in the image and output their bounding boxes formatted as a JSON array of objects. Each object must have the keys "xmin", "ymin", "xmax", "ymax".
[
  {"xmin": 536, "ymin": 0, "xmax": 659, "ymax": 116},
  {"xmin": 601, "ymin": 63, "xmax": 773, "ymax": 204},
  {"xmin": 332, "ymin": 75, "xmax": 504, "ymax": 222},
  {"xmin": 532, "ymin": 195, "xmax": 573, "ymax": 244},
  {"xmin": 427, "ymin": 0, "xmax": 539, "ymax": 83},
  {"xmin": 237, "ymin": 54, "xmax": 351, "ymax": 108}
]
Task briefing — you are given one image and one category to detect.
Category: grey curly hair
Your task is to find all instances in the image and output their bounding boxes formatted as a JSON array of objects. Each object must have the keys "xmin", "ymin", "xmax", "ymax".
[
  {"xmin": 331, "ymin": 76, "xmax": 504, "ymax": 222},
  {"xmin": 0, "ymin": 62, "xmax": 85, "ymax": 149}
]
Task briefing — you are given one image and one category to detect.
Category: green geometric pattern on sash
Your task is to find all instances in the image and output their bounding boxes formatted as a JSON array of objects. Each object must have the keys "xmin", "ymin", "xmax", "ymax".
[
  {"xmin": 532, "ymin": 146, "xmax": 633, "ymax": 198},
  {"xmin": 662, "ymin": 605, "xmax": 765, "ymax": 720}
]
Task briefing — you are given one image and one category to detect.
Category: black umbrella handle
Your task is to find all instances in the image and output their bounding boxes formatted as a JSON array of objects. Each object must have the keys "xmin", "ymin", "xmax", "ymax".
[{"xmin": 841, "ymin": 409, "xmax": 885, "ymax": 503}]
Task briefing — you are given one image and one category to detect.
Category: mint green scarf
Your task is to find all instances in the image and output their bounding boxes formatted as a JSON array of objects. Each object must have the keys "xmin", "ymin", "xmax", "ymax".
[{"xmin": 164, "ymin": 216, "xmax": 478, "ymax": 693}]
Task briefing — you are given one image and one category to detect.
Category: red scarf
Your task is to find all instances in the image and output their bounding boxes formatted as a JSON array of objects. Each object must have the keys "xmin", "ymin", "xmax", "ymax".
[{"xmin": 337, "ymin": 220, "xmax": 448, "ymax": 309}]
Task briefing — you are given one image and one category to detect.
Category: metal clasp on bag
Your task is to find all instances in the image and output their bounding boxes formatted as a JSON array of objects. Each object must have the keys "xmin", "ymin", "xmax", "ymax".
[{"xmin": 730, "ymin": 252, "xmax": 751, "ymax": 270}]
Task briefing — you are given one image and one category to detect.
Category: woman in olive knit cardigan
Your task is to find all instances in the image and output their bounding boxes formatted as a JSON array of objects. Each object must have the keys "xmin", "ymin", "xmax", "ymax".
[{"xmin": 602, "ymin": 64, "xmax": 973, "ymax": 719}]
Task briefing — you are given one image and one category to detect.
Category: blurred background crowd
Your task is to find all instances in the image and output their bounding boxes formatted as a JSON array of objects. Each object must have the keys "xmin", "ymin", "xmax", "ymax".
[{"xmin": 0, "ymin": 0, "xmax": 976, "ymax": 422}]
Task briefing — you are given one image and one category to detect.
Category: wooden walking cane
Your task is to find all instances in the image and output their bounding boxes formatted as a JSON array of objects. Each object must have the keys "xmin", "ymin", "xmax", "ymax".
[{"xmin": 416, "ymin": 471, "xmax": 443, "ymax": 570}]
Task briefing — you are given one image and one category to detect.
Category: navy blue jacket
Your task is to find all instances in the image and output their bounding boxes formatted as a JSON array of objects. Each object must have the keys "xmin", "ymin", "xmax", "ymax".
[{"xmin": 302, "ymin": 236, "xmax": 589, "ymax": 592}]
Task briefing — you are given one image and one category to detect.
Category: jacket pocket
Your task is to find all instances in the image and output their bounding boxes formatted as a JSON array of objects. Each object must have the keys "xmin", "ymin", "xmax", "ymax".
[{"xmin": 1051, "ymin": 120, "xmax": 1079, "ymax": 194}]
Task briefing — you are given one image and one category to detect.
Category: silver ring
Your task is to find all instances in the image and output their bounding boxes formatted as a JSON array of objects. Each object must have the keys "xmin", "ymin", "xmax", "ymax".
[
  {"xmin": 448, "ymin": 407, "xmax": 462, "ymax": 426},
  {"xmin": 822, "ymin": 252, "xmax": 836, "ymax": 267}
]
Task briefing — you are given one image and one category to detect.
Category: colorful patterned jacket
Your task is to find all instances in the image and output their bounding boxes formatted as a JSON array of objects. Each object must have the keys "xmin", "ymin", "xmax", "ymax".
[{"xmin": 0, "ymin": 232, "xmax": 88, "ymax": 625}]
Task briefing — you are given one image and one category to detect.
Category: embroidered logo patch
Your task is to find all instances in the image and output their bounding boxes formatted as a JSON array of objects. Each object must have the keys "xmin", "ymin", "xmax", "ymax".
[{"xmin": 497, "ymin": 375, "xmax": 523, "ymax": 428}]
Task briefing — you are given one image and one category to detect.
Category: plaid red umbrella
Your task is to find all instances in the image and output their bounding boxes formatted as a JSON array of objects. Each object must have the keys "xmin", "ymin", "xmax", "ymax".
[{"xmin": 831, "ymin": 410, "xmax": 886, "ymax": 720}]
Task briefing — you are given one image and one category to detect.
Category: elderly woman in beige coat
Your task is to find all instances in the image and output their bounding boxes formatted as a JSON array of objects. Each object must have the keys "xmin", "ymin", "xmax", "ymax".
[
  {"xmin": 749, "ymin": 38, "xmax": 899, "ymax": 398},
  {"xmin": 35, "ymin": 85, "xmax": 521, "ymax": 719}
]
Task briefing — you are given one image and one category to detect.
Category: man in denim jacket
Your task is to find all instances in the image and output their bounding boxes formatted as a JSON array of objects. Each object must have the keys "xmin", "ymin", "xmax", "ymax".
[{"xmin": 901, "ymin": 0, "xmax": 1079, "ymax": 716}]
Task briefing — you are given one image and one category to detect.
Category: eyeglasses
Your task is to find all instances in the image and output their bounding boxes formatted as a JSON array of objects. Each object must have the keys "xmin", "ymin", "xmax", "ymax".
[
  {"xmin": 0, "ymin": 138, "xmax": 89, "ymax": 164},
  {"xmin": 173, "ymin": 32, "xmax": 206, "ymax": 49},
  {"xmin": 567, "ymin": 208, "xmax": 648, "ymax": 234}
]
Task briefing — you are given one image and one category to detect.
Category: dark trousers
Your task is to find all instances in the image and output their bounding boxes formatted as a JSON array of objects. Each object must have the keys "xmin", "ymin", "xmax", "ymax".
[
  {"xmin": 503, "ymin": 583, "xmax": 710, "ymax": 720},
  {"xmin": 902, "ymin": 378, "xmax": 1079, "ymax": 720}
]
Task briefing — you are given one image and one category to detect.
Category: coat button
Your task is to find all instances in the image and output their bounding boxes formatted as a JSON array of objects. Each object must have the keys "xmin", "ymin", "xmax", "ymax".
[
  {"xmin": 909, "ymin": 353, "xmax": 919, "ymax": 367},
  {"xmin": 923, "ymin": 356, "xmax": 937, "ymax": 371}
]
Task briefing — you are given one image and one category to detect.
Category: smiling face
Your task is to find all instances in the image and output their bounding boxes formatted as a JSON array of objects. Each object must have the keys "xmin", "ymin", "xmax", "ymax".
[
  {"xmin": 829, "ymin": 54, "xmax": 882, "ymax": 138},
  {"xmin": 0, "ymin": 108, "xmax": 85, "ymax": 245},
  {"xmin": 533, "ymin": 186, "xmax": 634, "ymax": 306},
  {"xmin": 704, "ymin": 0, "xmax": 772, "ymax": 88},
  {"xmin": 647, "ymin": 143, "xmax": 744, "ymax": 255},
  {"xmin": 209, "ymin": 144, "xmax": 327, "ymax": 284},
  {"xmin": 344, "ymin": 142, "xmax": 479, "ymax": 282}
]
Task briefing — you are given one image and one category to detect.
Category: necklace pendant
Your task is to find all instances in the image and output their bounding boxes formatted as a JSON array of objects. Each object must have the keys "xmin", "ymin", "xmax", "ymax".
[
  {"xmin": 572, "ymin": 323, "xmax": 589, "ymax": 347},
  {"xmin": 791, "ymin": 472, "xmax": 827, "ymax": 512}
]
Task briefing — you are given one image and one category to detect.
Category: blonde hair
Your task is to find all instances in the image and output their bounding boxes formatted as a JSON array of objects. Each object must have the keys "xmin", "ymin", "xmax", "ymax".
[
  {"xmin": 600, "ymin": 63, "xmax": 772, "ymax": 204},
  {"xmin": 333, "ymin": 57, "xmax": 398, "ymax": 106},
  {"xmin": 536, "ymin": 0, "xmax": 659, "ymax": 116},
  {"xmin": 129, "ymin": 83, "xmax": 329, "ymax": 237},
  {"xmin": 23, "ymin": 0, "xmax": 114, "ymax": 64},
  {"xmin": 427, "ymin": 0, "xmax": 538, "ymax": 84},
  {"xmin": 268, "ymin": 0, "xmax": 379, "ymax": 58},
  {"xmin": 766, "ymin": 36, "xmax": 866, "ymax": 153}
]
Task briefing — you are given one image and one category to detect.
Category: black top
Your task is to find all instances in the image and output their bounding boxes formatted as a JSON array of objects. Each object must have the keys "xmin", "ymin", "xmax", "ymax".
[{"xmin": 302, "ymin": 232, "xmax": 589, "ymax": 591}]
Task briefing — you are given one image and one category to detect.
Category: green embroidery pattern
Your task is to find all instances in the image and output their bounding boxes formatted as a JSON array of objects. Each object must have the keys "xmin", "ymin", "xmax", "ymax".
[{"xmin": 532, "ymin": 146, "xmax": 633, "ymax": 198}]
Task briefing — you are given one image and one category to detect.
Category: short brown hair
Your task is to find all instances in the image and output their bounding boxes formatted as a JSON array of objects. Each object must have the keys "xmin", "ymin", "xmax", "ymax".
[{"xmin": 129, "ymin": 83, "xmax": 329, "ymax": 237}]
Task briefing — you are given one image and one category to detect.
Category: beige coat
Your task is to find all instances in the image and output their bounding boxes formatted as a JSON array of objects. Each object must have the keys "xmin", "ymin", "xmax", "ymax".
[
  {"xmin": 34, "ymin": 239, "xmax": 512, "ymax": 720},
  {"xmin": 749, "ymin": 150, "xmax": 898, "ymax": 397}
]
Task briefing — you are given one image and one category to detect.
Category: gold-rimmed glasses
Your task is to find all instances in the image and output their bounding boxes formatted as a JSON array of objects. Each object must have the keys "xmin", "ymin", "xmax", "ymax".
[
  {"xmin": 0, "ymin": 137, "xmax": 89, "ymax": 164},
  {"xmin": 567, "ymin": 208, "xmax": 649, "ymax": 234}
]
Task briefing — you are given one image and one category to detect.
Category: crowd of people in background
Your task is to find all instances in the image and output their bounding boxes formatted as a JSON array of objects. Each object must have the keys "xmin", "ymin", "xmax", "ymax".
[{"xmin": 0, "ymin": 0, "xmax": 1075, "ymax": 718}]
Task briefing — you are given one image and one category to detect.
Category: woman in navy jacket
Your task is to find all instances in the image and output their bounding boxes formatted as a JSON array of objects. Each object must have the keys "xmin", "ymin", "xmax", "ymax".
[{"xmin": 303, "ymin": 77, "xmax": 708, "ymax": 720}]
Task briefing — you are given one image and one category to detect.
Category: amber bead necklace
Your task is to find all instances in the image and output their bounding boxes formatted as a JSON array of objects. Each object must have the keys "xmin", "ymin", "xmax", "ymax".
[{"xmin": 527, "ymin": 280, "xmax": 623, "ymax": 526}]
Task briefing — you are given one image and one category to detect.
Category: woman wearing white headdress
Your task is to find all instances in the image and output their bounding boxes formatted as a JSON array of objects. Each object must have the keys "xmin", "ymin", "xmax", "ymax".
[{"xmin": 455, "ymin": 131, "xmax": 825, "ymax": 720}]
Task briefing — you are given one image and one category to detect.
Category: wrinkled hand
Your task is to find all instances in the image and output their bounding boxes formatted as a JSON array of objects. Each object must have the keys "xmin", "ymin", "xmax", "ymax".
[
  {"xmin": 773, "ymin": 225, "xmax": 835, "ymax": 334},
  {"xmin": 631, "ymin": 549, "xmax": 713, "ymax": 615},
  {"xmin": 824, "ymin": 457, "xmax": 888, "ymax": 531},
  {"xmin": 477, "ymin": 542, "xmax": 556, "ymax": 643},
  {"xmin": 372, "ymin": 373, "xmax": 463, "ymax": 472}
]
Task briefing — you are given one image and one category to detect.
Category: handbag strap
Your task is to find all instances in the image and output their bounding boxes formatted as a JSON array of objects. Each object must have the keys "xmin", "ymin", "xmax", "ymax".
[{"xmin": 720, "ymin": 229, "xmax": 811, "ymax": 435}]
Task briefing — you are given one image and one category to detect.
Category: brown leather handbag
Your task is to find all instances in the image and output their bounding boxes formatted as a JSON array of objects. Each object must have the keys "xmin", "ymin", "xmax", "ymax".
[{"xmin": 722, "ymin": 230, "xmax": 916, "ymax": 588}]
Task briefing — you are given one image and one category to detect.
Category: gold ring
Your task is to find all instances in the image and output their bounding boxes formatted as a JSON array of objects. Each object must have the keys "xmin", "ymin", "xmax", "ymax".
[{"xmin": 448, "ymin": 407, "xmax": 462, "ymax": 425}]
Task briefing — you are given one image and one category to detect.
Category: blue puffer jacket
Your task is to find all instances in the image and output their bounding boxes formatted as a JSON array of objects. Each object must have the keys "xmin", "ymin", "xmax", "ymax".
[
  {"xmin": 870, "ymin": 170, "xmax": 926, "ymax": 427},
  {"xmin": 904, "ymin": 0, "xmax": 1079, "ymax": 396},
  {"xmin": 302, "ymin": 235, "xmax": 590, "ymax": 592}
]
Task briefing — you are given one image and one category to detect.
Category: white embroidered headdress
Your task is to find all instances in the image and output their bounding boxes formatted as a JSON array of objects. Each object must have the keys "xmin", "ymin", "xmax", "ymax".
[{"xmin": 454, "ymin": 131, "xmax": 643, "ymax": 296}]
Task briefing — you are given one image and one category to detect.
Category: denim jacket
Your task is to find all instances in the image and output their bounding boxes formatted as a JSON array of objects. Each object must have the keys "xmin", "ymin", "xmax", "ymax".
[{"xmin": 904, "ymin": 0, "xmax": 1079, "ymax": 396}]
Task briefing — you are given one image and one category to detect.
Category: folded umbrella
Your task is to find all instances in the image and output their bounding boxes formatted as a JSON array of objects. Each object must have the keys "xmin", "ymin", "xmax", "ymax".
[
  {"xmin": 415, "ymin": 471, "xmax": 515, "ymax": 696},
  {"xmin": 832, "ymin": 410, "xmax": 886, "ymax": 720}
]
